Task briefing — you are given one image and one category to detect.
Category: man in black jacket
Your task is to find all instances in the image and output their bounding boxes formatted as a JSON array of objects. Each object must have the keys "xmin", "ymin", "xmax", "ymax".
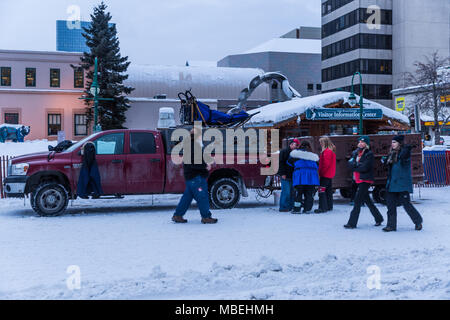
[
  {"xmin": 278, "ymin": 138, "xmax": 300, "ymax": 212},
  {"xmin": 172, "ymin": 130, "xmax": 218, "ymax": 224},
  {"xmin": 344, "ymin": 136, "xmax": 384, "ymax": 229}
]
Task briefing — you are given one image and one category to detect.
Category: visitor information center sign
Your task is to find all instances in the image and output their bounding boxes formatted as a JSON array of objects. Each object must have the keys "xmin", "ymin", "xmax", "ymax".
[{"xmin": 306, "ymin": 108, "xmax": 383, "ymax": 120}]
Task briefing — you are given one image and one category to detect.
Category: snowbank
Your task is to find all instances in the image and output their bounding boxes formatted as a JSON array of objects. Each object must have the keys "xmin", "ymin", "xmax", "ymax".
[
  {"xmin": 0, "ymin": 140, "xmax": 57, "ymax": 157},
  {"xmin": 247, "ymin": 92, "xmax": 410, "ymax": 127}
]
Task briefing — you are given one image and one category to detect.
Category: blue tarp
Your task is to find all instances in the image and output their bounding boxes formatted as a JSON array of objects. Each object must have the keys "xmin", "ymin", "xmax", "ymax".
[{"xmin": 194, "ymin": 101, "xmax": 250, "ymax": 125}]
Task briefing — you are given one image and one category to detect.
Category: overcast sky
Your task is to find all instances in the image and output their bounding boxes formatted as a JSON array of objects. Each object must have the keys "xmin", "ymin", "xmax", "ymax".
[{"xmin": 0, "ymin": 0, "xmax": 320, "ymax": 66}]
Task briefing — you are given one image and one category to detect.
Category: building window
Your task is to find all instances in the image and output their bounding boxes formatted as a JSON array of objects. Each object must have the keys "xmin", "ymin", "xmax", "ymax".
[
  {"xmin": 1, "ymin": 67, "xmax": 11, "ymax": 86},
  {"xmin": 50, "ymin": 69, "xmax": 60, "ymax": 87},
  {"xmin": 74, "ymin": 68, "xmax": 84, "ymax": 88},
  {"xmin": 307, "ymin": 83, "xmax": 314, "ymax": 91},
  {"xmin": 322, "ymin": 59, "xmax": 392, "ymax": 82},
  {"xmin": 322, "ymin": 34, "xmax": 392, "ymax": 61},
  {"xmin": 25, "ymin": 68, "xmax": 36, "ymax": 87},
  {"xmin": 74, "ymin": 114, "xmax": 88, "ymax": 136},
  {"xmin": 322, "ymin": 0, "xmax": 354, "ymax": 17},
  {"xmin": 322, "ymin": 84, "xmax": 392, "ymax": 100},
  {"xmin": 48, "ymin": 114, "xmax": 62, "ymax": 136},
  {"xmin": 316, "ymin": 84, "xmax": 322, "ymax": 91},
  {"xmin": 322, "ymin": 8, "xmax": 392, "ymax": 39},
  {"xmin": 4, "ymin": 113, "xmax": 19, "ymax": 124}
]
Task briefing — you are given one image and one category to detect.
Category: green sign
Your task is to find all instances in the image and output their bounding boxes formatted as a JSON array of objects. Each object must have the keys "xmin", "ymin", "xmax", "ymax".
[{"xmin": 305, "ymin": 108, "xmax": 383, "ymax": 120}]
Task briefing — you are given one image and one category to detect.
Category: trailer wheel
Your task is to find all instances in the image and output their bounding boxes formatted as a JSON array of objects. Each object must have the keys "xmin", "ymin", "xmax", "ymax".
[
  {"xmin": 372, "ymin": 186, "xmax": 387, "ymax": 205},
  {"xmin": 339, "ymin": 188, "xmax": 352, "ymax": 199},
  {"xmin": 31, "ymin": 182, "xmax": 69, "ymax": 216},
  {"xmin": 210, "ymin": 178, "xmax": 240, "ymax": 209}
]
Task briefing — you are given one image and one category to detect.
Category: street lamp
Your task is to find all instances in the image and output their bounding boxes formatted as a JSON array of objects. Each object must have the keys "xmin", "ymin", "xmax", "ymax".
[
  {"xmin": 79, "ymin": 57, "xmax": 114, "ymax": 133},
  {"xmin": 349, "ymin": 72, "xmax": 364, "ymax": 135}
]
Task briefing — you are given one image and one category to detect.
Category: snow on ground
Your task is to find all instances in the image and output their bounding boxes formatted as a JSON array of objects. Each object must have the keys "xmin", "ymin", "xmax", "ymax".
[
  {"xmin": 0, "ymin": 140, "xmax": 57, "ymax": 157},
  {"xmin": 0, "ymin": 187, "xmax": 450, "ymax": 300}
]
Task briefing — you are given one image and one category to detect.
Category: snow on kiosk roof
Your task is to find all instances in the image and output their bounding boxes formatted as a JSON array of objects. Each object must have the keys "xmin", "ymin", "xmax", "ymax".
[{"xmin": 246, "ymin": 92, "xmax": 410, "ymax": 131}]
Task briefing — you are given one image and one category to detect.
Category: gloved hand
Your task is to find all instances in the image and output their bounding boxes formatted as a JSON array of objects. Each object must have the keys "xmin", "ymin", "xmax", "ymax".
[{"xmin": 348, "ymin": 157, "xmax": 356, "ymax": 166}]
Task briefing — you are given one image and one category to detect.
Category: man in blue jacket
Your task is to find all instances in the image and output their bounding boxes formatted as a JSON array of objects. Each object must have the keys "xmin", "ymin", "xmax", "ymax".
[{"xmin": 382, "ymin": 135, "xmax": 423, "ymax": 232}]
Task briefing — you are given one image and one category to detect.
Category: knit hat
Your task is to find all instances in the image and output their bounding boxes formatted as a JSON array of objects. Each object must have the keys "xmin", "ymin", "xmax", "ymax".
[
  {"xmin": 392, "ymin": 135, "xmax": 405, "ymax": 144},
  {"xmin": 358, "ymin": 135, "xmax": 370, "ymax": 146},
  {"xmin": 292, "ymin": 138, "xmax": 301, "ymax": 146}
]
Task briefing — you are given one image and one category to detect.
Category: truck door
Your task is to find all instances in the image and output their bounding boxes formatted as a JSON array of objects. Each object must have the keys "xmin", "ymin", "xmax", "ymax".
[
  {"xmin": 126, "ymin": 131, "xmax": 164, "ymax": 194},
  {"xmin": 93, "ymin": 132, "xmax": 127, "ymax": 195}
]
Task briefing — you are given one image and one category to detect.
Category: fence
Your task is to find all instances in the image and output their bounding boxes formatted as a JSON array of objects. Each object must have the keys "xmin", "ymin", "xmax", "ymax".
[
  {"xmin": 422, "ymin": 150, "xmax": 450, "ymax": 187},
  {"xmin": 0, "ymin": 155, "xmax": 12, "ymax": 199}
]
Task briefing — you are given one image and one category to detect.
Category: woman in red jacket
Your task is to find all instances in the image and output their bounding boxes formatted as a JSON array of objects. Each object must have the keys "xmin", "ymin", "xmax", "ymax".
[{"xmin": 315, "ymin": 136, "xmax": 336, "ymax": 213}]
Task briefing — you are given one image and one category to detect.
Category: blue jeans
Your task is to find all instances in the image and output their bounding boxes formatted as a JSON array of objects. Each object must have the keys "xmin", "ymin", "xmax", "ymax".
[
  {"xmin": 174, "ymin": 175, "xmax": 211, "ymax": 218},
  {"xmin": 280, "ymin": 178, "xmax": 294, "ymax": 211}
]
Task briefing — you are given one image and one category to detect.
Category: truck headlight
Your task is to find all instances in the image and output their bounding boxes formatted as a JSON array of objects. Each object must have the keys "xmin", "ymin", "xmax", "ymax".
[{"xmin": 11, "ymin": 163, "xmax": 30, "ymax": 175}]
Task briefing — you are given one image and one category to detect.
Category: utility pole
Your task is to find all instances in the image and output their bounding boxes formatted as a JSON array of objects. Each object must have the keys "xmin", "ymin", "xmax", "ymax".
[
  {"xmin": 79, "ymin": 57, "xmax": 114, "ymax": 133},
  {"xmin": 348, "ymin": 72, "xmax": 364, "ymax": 135}
]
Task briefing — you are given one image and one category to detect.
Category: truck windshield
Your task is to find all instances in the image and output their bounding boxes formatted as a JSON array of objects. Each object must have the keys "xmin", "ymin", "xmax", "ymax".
[{"xmin": 64, "ymin": 133, "xmax": 98, "ymax": 153}]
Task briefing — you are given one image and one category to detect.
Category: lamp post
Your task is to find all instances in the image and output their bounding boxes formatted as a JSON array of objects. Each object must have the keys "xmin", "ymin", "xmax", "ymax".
[
  {"xmin": 79, "ymin": 57, "xmax": 114, "ymax": 133},
  {"xmin": 348, "ymin": 72, "xmax": 364, "ymax": 135}
]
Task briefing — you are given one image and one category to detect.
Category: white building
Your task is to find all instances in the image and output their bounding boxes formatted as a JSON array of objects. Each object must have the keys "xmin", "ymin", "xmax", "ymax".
[
  {"xmin": 321, "ymin": 0, "xmax": 450, "ymax": 108},
  {"xmin": 0, "ymin": 49, "xmax": 270, "ymax": 141}
]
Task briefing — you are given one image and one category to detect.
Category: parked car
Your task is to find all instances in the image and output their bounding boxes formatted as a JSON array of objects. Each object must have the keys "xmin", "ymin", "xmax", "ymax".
[
  {"xmin": 440, "ymin": 136, "xmax": 450, "ymax": 147},
  {"xmin": 3, "ymin": 129, "xmax": 268, "ymax": 216}
]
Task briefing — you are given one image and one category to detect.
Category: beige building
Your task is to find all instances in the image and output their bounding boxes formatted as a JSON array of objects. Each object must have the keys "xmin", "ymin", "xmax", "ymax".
[{"xmin": 0, "ymin": 49, "xmax": 269, "ymax": 141}]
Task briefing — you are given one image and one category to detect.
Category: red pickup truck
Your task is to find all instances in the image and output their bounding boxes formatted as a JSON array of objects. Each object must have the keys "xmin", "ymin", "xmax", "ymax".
[{"xmin": 3, "ymin": 129, "xmax": 268, "ymax": 216}]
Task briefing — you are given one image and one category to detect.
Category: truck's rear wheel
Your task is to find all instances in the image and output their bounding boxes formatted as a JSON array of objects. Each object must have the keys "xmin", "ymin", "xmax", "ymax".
[
  {"xmin": 31, "ymin": 183, "xmax": 69, "ymax": 216},
  {"xmin": 340, "ymin": 188, "xmax": 352, "ymax": 199},
  {"xmin": 372, "ymin": 186, "xmax": 387, "ymax": 205},
  {"xmin": 210, "ymin": 178, "xmax": 240, "ymax": 209}
]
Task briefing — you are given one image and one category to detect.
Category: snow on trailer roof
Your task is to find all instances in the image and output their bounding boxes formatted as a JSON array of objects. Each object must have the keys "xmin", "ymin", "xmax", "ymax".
[{"xmin": 246, "ymin": 91, "xmax": 410, "ymax": 127}]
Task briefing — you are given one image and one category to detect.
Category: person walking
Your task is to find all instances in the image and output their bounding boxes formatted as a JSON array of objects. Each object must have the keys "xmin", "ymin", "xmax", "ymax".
[
  {"xmin": 277, "ymin": 138, "xmax": 300, "ymax": 212},
  {"xmin": 315, "ymin": 137, "xmax": 336, "ymax": 213},
  {"xmin": 172, "ymin": 130, "xmax": 218, "ymax": 224},
  {"xmin": 381, "ymin": 135, "xmax": 423, "ymax": 232},
  {"xmin": 344, "ymin": 136, "xmax": 384, "ymax": 229},
  {"xmin": 287, "ymin": 141, "xmax": 320, "ymax": 214}
]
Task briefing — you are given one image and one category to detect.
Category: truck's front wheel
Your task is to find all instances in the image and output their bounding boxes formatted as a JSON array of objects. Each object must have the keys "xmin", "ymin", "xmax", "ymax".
[
  {"xmin": 210, "ymin": 178, "xmax": 240, "ymax": 209},
  {"xmin": 31, "ymin": 183, "xmax": 69, "ymax": 216}
]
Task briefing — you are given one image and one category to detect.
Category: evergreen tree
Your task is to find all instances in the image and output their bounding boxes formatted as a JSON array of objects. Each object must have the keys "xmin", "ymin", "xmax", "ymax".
[{"xmin": 76, "ymin": 1, "xmax": 134, "ymax": 130}]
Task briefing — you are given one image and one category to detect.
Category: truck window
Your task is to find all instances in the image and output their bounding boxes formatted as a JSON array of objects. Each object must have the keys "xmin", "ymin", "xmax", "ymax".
[
  {"xmin": 130, "ymin": 132, "xmax": 156, "ymax": 154},
  {"xmin": 95, "ymin": 133, "xmax": 124, "ymax": 155}
]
